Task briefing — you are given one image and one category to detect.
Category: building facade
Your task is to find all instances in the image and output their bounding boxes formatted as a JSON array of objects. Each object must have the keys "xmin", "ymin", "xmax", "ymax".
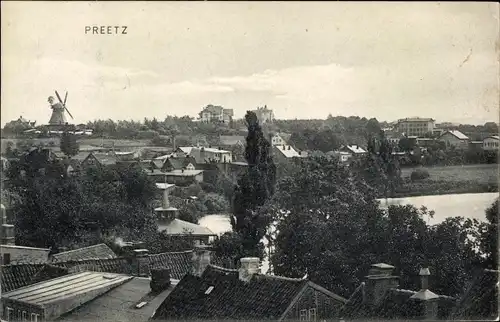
[
  {"xmin": 483, "ymin": 136, "xmax": 499, "ymax": 151},
  {"xmin": 199, "ymin": 105, "xmax": 233, "ymax": 124},
  {"xmin": 439, "ymin": 130, "xmax": 470, "ymax": 150},
  {"xmin": 252, "ymin": 105, "xmax": 274, "ymax": 124},
  {"xmin": 396, "ymin": 118, "xmax": 435, "ymax": 137}
]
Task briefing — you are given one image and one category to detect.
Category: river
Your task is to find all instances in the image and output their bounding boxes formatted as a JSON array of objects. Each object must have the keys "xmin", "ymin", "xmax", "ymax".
[{"xmin": 198, "ymin": 192, "xmax": 498, "ymax": 273}]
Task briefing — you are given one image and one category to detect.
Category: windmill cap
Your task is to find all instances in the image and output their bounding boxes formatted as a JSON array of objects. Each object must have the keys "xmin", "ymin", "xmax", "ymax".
[{"xmin": 419, "ymin": 268, "xmax": 431, "ymax": 276}]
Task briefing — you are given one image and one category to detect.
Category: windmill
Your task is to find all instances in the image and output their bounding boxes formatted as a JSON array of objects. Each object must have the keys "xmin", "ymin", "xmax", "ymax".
[{"xmin": 48, "ymin": 90, "xmax": 74, "ymax": 125}]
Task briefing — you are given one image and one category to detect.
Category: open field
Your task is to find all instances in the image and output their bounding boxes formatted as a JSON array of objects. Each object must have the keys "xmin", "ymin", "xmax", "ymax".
[{"xmin": 401, "ymin": 164, "xmax": 498, "ymax": 185}]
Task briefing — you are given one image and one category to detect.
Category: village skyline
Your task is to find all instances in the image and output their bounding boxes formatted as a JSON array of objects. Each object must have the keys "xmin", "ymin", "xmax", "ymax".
[{"xmin": 1, "ymin": 2, "xmax": 499, "ymax": 126}]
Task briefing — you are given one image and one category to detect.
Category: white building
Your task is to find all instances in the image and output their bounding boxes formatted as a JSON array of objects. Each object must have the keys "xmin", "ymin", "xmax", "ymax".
[
  {"xmin": 396, "ymin": 117, "xmax": 436, "ymax": 137},
  {"xmin": 189, "ymin": 147, "xmax": 232, "ymax": 164},
  {"xmin": 199, "ymin": 105, "xmax": 233, "ymax": 123},
  {"xmin": 483, "ymin": 136, "xmax": 499, "ymax": 151},
  {"xmin": 270, "ymin": 134, "xmax": 287, "ymax": 146},
  {"xmin": 252, "ymin": 105, "xmax": 274, "ymax": 124}
]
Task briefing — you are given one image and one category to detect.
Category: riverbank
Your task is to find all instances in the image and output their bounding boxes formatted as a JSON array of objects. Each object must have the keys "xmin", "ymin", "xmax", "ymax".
[{"xmin": 391, "ymin": 179, "xmax": 498, "ymax": 198}]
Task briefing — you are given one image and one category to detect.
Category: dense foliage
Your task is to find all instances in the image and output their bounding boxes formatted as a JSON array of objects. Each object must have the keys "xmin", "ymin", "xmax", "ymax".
[
  {"xmin": 267, "ymin": 156, "xmax": 487, "ymax": 298},
  {"xmin": 7, "ymin": 154, "xmax": 158, "ymax": 251}
]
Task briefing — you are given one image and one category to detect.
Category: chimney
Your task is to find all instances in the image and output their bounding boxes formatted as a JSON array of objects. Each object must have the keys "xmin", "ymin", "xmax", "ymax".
[
  {"xmin": 192, "ymin": 245, "xmax": 211, "ymax": 276},
  {"xmin": 150, "ymin": 267, "xmax": 171, "ymax": 293},
  {"xmin": 239, "ymin": 257, "xmax": 260, "ymax": 283},
  {"xmin": 410, "ymin": 268, "xmax": 439, "ymax": 320},
  {"xmin": 363, "ymin": 263, "xmax": 399, "ymax": 306},
  {"xmin": 132, "ymin": 248, "xmax": 150, "ymax": 277}
]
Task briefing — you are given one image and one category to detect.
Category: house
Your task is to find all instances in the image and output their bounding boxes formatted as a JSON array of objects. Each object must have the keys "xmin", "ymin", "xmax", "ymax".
[
  {"xmin": 50, "ymin": 243, "xmax": 117, "ymax": 263},
  {"xmin": 189, "ymin": 147, "xmax": 232, "ymax": 164},
  {"xmin": 151, "ymin": 257, "xmax": 347, "ymax": 321},
  {"xmin": 163, "ymin": 169, "xmax": 204, "ymax": 186},
  {"xmin": 272, "ymin": 145, "xmax": 303, "ymax": 164},
  {"xmin": 396, "ymin": 117, "xmax": 436, "ymax": 137},
  {"xmin": 415, "ymin": 137, "xmax": 434, "ymax": 148},
  {"xmin": 199, "ymin": 104, "xmax": 233, "ymax": 124},
  {"xmin": 71, "ymin": 151, "xmax": 117, "ymax": 169},
  {"xmin": 174, "ymin": 146, "xmax": 193, "ymax": 156},
  {"xmin": 340, "ymin": 263, "xmax": 457, "ymax": 321},
  {"xmin": 483, "ymin": 136, "xmax": 499, "ymax": 151},
  {"xmin": 270, "ymin": 133, "xmax": 288, "ymax": 146},
  {"xmin": 251, "ymin": 105, "xmax": 275, "ymax": 123},
  {"xmin": 329, "ymin": 151, "xmax": 352, "ymax": 163},
  {"xmin": 438, "ymin": 130, "xmax": 470, "ymax": 149},
  {"xmin": 339, "ymin": 145, "xmax": 367, "ymax": 156}
]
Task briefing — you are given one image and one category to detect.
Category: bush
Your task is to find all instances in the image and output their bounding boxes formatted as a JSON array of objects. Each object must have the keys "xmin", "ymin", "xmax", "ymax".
[
  {"xmin": 201, "ymin": 192, "xmax": 230, "ymax": 213},
  {"xmin": 410, "ymin": 169, "xmax": 430, "ymax": 181}
]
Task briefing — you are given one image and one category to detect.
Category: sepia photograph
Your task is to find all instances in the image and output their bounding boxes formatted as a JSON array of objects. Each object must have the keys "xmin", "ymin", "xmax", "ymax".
[{"xmin": 0, "ymin": 1, "xmax": 499, "ymax": 321}]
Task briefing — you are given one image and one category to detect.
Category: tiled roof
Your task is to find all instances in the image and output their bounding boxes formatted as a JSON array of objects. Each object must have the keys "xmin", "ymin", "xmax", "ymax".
[
  {"xmin": 452, "ymin": 269, "xmax": 499, "ymax": 320},
  {"xmin": 340, "ymin": 283, "xmax": 456, "ymax": 320},
  {"xmin": 1, "ymin": 263, "xmax": 69, "ymax": 292},
  {"xmin": 51, "ymin": 243, "xmax": 117, "ymax": 262},
  {"xmin": 53, "ymin": 251, "xmax": 194, "ymax": 280},
  {"xmin": 151, "ymin": 264, "xmax": 309, "ymax": 320}
]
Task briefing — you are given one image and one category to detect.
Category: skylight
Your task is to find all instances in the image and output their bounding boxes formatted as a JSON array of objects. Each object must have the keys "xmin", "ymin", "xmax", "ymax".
[{"xmin": 205, "ymin": 286, "xmax": 214, "ymax": 295}]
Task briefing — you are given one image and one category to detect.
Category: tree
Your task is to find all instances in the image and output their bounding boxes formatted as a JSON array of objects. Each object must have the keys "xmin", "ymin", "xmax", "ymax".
[
  {"xmin": 214, "ymin": 111, "xmax": 276, "ymax": 261},
  {"xmin": 268, "ymin": 156, "xmax": 483, "ymax": 298},
  {"xmin": 10, "ymin": 161, "xmax": 157, "ymax": 251},
  {"xmin": 479, "ymin": 199, "xmax": 498, "ymax": 269},
  {"xmin": 60, "ymin": 131, "xmax": 79, "ymax": 156}
]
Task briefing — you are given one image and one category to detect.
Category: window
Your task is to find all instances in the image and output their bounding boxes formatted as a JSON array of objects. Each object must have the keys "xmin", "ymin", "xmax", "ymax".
[
  {"xmin": 6, "ymin": 307, "xmax": 13, "ymax": 321},
  {"xmin": 31, "ymin": 313, "xmax": 40, "ymax": 322},
  {"xmin": 22, "ymin": 311, "xmax": 27, "ymax": 322},
  {"xmin": 3, "ymin": 253, "xmax": 11, "ymax": 265},
  {"xmin": 308, "ymin": 308, "xmax": 317, "ymax": 321},
  {"xmin": 299, "ymin": 309, "xmax": 308, "ymax": 321}
]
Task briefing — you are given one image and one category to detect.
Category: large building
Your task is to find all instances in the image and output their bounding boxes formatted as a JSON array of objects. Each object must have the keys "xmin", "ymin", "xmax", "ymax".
[
  {"xmin": 199, "ymin": 105, "xmax": 233, "ymax": 124},
  {"xmin": 251, "ymin": 105, "xmax": 274, "ymax": 123},
  {"xmin": 396, "ymin": 117, "xmax": 435, "ymax": 137}
]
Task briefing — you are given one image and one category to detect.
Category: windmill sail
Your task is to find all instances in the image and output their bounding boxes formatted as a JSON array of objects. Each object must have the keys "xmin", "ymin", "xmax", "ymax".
[{"xmin": 54, "ymin": 90, "xmax": 73, "ymax": 119}]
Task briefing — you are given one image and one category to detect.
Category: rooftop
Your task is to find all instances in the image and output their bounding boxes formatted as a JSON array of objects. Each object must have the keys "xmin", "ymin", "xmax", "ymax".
[
  {"xmin": 441, "ymin": 130, "xmax": 469, "ymax": 140},
  {"xmin": 274, "ymin": 145, "xmax": 301, "ymax": 158},
  {"xmin": 58, "ymin": 277, "xmax": 179, "ymax": 322},
  {"xmin": 398, "ymin": 117, "xmax": 435, "ymax": 122},
  {"xmin": 2, "ymin": 271, "xmax": 131, "ymax": 306},
  {"xmin": 164, "ymin": 169, "xmax": 203, "ymax": 177},
  {"xmin": 219, "ymin": 135, "xmax": 246, "ymax": 146},
  {"xmin": 342, "ymin": 145, "xmax": 367, "ymax": 154},
  {"xmin": 51, "ymin": 243, "xmax": 117, "ymax": 262},
  {"xmin": 151, "ymin": 264, "xmax": 311, "ymax": 320},
  {"xmin": 158, "ymin": 218, "xmax": 216, "ymax": 236}
]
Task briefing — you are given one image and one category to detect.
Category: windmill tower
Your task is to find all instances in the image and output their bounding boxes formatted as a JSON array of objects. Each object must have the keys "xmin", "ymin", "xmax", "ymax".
[{"xmin": 48, "ymin": 90, "xmax": 74, "ymax": 127}]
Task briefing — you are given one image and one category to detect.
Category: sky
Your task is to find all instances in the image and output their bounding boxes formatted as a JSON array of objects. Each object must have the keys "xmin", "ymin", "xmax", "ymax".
[{"xmin": 1, "ymin": 2, "xmax": 499, "ymax": 126}]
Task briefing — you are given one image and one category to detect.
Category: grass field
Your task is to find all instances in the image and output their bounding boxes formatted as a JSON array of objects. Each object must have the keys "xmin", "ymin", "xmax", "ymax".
[{"xmin": 401, "ymin": 164, "xmax": 499, "ymax": 185}]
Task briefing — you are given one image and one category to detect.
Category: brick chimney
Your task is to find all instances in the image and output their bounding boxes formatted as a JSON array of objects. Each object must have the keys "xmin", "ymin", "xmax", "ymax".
[
  {"xmin": 410, "ymin": 267, "xmax": 439, "ymax": 320},
  {"xmin": 363, "ymin": 263, "xmax": 399, "ymax": 306},
  {"xmin": 191, "ymin": 245, "xmax": 211, "ymax": 276},
  {"xmin": 150, "ymin": 267, "xmax": 171, "ymax": 293},
  {"xmin": 239, "ymin": 257, "xmax": 260, "ymax": 283}
]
